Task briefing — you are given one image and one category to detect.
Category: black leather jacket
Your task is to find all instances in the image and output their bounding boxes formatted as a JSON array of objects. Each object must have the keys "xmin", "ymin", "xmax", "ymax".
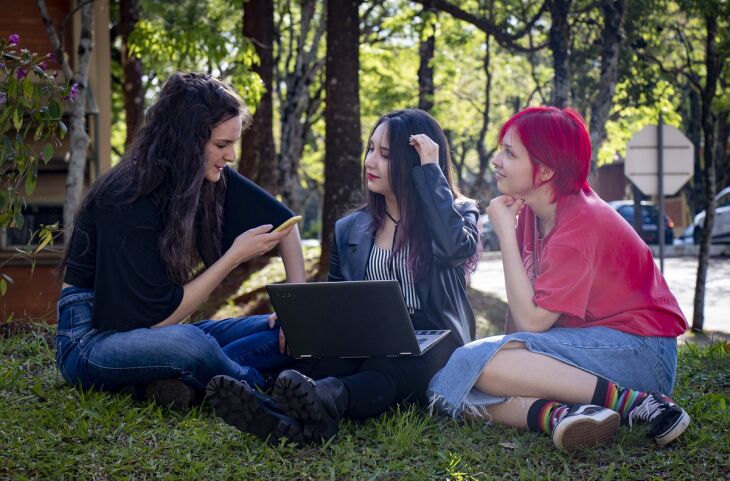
[{"xmin": 328, "ymin": 164, "xmax": 480, "ymax": 346}]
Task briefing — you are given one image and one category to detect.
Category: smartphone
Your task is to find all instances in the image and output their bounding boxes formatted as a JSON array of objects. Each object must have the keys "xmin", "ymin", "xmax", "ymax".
[{"xmin": 272, "ymin": 215, "xmax": 303, "ymax": 233}]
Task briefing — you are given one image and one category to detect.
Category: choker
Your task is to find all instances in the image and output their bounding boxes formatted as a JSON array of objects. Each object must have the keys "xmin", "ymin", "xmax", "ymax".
[{"xmin": 385, "ymin": 210, "xmax": 400, "ymax": 225}]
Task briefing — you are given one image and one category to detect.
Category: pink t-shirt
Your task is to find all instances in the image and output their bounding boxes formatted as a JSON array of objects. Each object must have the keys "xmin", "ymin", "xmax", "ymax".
[{"xmin": 515, "ymin": 189, "xmax": 687, "ymax": 337}]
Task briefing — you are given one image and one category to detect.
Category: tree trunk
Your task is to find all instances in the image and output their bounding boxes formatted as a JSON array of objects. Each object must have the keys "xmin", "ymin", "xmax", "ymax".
[
  {"xmin": 278, "ymin": 0, "xmax": 326, "ymax": 215},
  {"xmin": 684, "ymin": 84, "xmax": 704, "ymax": 215},
  {"xmin": 63, "ymin": 2, "xmax": 94, "ymax": 243},
  {"xmin": 692, "ymin": 13, "xmax": 721, "ymax": 332},
  {"xmin": 588, "ymin": 0, "xmax": 626, "ymax": 172},
  {"xmin": 120, "ymin": 0, "xmax": 144, "ymax": 145},
  {"xmin": 548, "ymin": 0, "xmax": 572, "ymax": 108},
  {"xmin": 715, "ymin": 111, "xmax": 729, "ymax": 190},
  {"xmin": 319, "ymin": 0, "xmax": 363, "ymax": 275},
  {"xmin": 470, "ymin": 32, "xmax": 494, "ymax": 205},
  {"xmin": 240, "ymin": 0, "xmax": 277, "ymax": 193},
  {"xmin": 418, "ymin": 3, "xmax": 436, "ymax": 112},
  {"xmin": 38, "ymin": 0, "xmax": 94, "ymax": 242}
]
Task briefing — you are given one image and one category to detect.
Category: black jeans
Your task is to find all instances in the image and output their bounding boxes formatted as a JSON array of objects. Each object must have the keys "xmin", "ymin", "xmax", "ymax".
[{"xmin": 291, "ymin": 312, "xmax": 460, "ymax": 420}]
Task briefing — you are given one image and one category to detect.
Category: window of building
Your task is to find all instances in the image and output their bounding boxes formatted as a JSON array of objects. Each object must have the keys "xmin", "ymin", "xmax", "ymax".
[{"xmin": 1, "ymin": 205, "xmax": 64, "ymax": 249}]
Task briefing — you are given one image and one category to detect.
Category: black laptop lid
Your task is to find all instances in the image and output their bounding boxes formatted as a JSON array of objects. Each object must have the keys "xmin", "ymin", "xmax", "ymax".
[{"xmin": 266, "ymin": 281, "xmax": 423, "ymax": 358}]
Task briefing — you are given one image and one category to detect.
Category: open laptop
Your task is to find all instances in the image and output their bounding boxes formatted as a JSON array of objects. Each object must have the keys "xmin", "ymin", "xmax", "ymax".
[{"xmin": 266, "ymin": 280, "xmax": 450, "ymax": 359}]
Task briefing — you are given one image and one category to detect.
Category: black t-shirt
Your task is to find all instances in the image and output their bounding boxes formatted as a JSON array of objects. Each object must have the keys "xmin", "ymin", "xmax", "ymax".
[{"xmin": 64, "ymin": 166, "xmax": 293, "ymax": 331}]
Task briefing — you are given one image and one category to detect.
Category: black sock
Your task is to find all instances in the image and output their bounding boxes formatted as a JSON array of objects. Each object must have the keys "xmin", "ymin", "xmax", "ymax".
[{"xmin": 527, "ymin": 399, "xmax": 550, "ymax": 433}]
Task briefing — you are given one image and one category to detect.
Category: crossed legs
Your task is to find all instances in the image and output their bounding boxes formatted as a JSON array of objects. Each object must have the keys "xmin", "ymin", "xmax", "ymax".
[{"xmin": 474, "ymin": 341, "xmax": 597, "ymax": 428}]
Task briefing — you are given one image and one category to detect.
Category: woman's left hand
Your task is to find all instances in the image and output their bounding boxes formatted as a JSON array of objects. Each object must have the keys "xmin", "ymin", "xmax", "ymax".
[
  {"xmin": 268, "ymin": 313, "xmax": 287, "ymax": 354},
  {"xmin": 409, "ymin": 133, "xmax": 439, "ymax": 165}
]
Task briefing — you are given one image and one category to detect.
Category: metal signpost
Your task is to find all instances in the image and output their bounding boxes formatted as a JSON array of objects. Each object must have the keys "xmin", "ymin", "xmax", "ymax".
[{"xmin": 624, "ymin": 116, "xmax": 694, "ymax": 272}]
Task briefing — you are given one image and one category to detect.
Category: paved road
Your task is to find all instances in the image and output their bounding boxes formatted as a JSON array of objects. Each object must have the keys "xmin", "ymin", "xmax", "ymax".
[{"xmin": 470, "ymin": 254, "xmax": 730, "ymax": 337}]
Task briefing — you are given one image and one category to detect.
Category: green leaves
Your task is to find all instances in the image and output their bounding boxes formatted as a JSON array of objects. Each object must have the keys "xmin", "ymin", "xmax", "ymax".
[
  {"xmin": 22, "ymin": 75, "xmax": 33, "ymax": 99},
  {"xmin": 0, "ymin": 30, "xmax": 70, "ymax": 297},
  {"xmin": 43, "ymin": 143, "xmax": 53, "ymax": 161},
  {"xmin": 12, "ymin": 107, "xmax": 22, "ymax": 131},
  {"xmin": 48, "ymin": 99, "xmax": 61, "ymax": 119},
  {"xmin": 24, "ymin": 167, "xmax": 36, "ymax": 195}
]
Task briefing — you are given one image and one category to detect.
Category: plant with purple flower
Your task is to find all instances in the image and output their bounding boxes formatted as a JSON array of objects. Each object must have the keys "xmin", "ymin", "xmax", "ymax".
[
  {"xmin": 65, "ymin": 83, "xmax": 80, "ymax": 102},
  {"xmin": 1, "ymin": 33, "xmax": 69, "ymax": 245}
]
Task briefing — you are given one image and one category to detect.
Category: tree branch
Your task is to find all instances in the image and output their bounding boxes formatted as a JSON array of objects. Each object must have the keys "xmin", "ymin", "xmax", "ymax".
[
  {"xmin": 414, "ymin": 0, "xmax": 549, "ymax": 52},
  {"xmin": 36, "ymin": 0, "xmax": 74, "ymax": 81}
]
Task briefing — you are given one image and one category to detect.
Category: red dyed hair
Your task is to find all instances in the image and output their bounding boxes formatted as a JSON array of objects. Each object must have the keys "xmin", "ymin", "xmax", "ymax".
[{"xmin": 498, "ymin": 106, "xmax": 591, "ymax": 199}]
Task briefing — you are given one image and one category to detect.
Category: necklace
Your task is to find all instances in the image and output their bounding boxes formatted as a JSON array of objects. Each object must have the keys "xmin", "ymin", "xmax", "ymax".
[{"xmin": 385, "ymin": 210, "xmax": 400, "ymax": 225}]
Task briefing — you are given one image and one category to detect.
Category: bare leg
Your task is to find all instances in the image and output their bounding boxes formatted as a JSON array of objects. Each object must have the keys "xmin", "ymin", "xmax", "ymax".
[
  {"xmin": 470, "ymin": 396, "xmax": 539, "ymax": 429},
  {"xmin": 474, "ymin": 341, "xmax": 598, "ymax": 403}
]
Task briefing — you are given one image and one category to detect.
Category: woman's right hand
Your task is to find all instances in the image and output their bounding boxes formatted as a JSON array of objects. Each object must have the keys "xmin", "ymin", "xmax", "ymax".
[
  {"xmin": 486, "ymin": 195, "xmax": 525, "ymax": 240},
  {"xmin": 227, "ymin": 224, "xmax": 294, "ymax": 265}
]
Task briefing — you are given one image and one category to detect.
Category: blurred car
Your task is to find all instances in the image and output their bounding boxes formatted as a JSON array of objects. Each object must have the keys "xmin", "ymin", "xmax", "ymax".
[
  {"xmin": 609, "ymin": 200, "xmax": 674, "ymax": 245},
  {"xmin": 692, "ymin": 186, "xmax": 730, "ymax": 245},
  {"xmin": 479, "ymin": 215, "xmax": 500, "ymax": 251}
]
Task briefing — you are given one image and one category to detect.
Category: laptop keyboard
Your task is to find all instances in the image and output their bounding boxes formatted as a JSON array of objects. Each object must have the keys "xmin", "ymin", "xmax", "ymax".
[{"xmin": 415, "ymin": 330, "xmax": 444, "ymax": 345}]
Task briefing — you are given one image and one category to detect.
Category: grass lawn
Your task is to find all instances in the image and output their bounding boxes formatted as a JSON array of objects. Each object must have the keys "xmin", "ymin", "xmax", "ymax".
[{"xmin": 1, "ymin": 323, "xmax": 728, "ymax": 481}]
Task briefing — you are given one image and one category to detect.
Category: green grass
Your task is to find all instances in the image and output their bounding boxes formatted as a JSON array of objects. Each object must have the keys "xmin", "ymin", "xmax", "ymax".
[{"xmin": 1, "ymin": 326, "xmax": 728, "ymax": 481}]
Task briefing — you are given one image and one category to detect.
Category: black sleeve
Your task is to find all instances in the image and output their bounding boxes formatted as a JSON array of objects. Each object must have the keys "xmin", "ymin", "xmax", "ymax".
[
  {"xmin": 221, "ymin": 166, "xmax": 295, "ymax": 252},
  {"xmin": 91, "ymin": 197, "xmax": 183, "ymax": 331},
  {"xmin": 328, "ymin": 224, "xmax": 344, "ymax": 282},
  {"xmin": 411, "ymin": 163, "xmax": 480, "ymax": 266}
]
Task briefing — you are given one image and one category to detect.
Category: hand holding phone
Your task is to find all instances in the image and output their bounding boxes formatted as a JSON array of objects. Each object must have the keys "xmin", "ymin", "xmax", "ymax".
[{"xmin": 272, "ymin": 215, "xmax": 303, "ymax": 233}]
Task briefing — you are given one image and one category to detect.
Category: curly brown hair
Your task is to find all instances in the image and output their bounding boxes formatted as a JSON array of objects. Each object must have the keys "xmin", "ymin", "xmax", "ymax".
[{"xmin": 63, "ymin": 72, "xmax": 251, "ymax": 284}]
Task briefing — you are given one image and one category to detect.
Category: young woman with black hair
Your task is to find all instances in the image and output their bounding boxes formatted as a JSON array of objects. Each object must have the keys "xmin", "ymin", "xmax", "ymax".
[
  {"xmin": 207, "ymin": 108, "xmax": 480, "ymax": 443},
  {"xmin": 56, "ymin": 72, "xmax": 305, "ymax": 409}
]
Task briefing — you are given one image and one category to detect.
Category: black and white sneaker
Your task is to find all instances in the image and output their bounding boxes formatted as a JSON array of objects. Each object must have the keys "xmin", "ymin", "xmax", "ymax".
[
  {"xmin": 206, "ymin": 375, "xmax": 303, "ymax": 445},
  {"xmin": 552, "ymin": 404, "xmax": 620, "ymax": 451},
  {"xmin": 628, "ymin": 393, "xmax": 690, "ymax": 446}
]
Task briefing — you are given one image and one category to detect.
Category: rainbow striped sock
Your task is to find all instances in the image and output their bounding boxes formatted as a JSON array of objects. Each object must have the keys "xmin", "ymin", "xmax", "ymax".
[
  {"xmin": 527, "ymin": 399, "xmax": 570, "ymax": 434},
  {"xmin": 592, "ymin": 378, "xmax": 648, "ymax": 420}
]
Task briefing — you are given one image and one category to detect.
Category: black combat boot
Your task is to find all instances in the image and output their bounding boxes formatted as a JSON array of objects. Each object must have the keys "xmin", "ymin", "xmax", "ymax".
[{"xmin": 273, "ymin": 369, "xmax": 349, "ymax": 443}]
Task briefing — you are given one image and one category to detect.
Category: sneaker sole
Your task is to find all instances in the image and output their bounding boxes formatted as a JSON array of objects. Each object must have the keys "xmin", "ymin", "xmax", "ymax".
[
  {"xmin": 273, "ymin": 371, "xmax": 339, "ymax": 442},
  {"xmin": 553, "ymin": 409, "xmax": 620, "ymax": 452},
  {"xmin": 655, "ymin": 409, "xmax": 691, "ymax": 447},
  {"xmin": 206, "ymin": 375, "xmax": 303, "ymax": 444}
]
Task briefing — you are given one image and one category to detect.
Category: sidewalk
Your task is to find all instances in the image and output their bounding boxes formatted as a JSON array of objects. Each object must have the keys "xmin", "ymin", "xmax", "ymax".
[{"xmin": 470, "ymin": 254, "xmax": 730, "ymax": 339}]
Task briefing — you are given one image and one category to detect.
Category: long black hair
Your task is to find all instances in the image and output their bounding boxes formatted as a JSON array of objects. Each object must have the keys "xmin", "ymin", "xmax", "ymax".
[
  {"xmin": 363, "ymin": 108, "xmax": 478, "ymax": 280},
  {"xmin": 63, "ymin": 72, "xmax": 250, "ymax": 284}
]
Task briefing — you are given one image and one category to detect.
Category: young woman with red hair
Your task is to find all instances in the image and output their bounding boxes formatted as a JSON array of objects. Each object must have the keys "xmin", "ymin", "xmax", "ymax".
[{"xmin": 428, "ymin": 106, "xmax": 690, "ymax": 451}]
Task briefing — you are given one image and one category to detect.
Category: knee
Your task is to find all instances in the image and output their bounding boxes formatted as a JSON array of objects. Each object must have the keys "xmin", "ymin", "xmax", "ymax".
[{"xmin": 157, "ymin": 326, "xmax": 221, "ymax": 367}]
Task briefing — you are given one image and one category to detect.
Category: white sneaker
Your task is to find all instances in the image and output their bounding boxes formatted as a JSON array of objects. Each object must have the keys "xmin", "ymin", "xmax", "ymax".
[{"xmin": 552, "ymin": 404, "xmax": 620, "ymax": 451}]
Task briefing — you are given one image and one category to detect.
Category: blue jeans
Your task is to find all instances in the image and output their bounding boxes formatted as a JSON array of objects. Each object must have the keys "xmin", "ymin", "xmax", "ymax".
[{"xmin": 55, "ymin": 286, "xmax": 290, "ymax": 391}]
